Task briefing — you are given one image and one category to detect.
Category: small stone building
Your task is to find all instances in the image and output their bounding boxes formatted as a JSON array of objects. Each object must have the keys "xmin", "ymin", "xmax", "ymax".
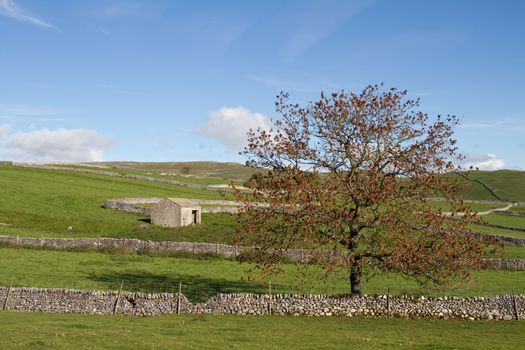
[{"xmin": 151, "ymin": 198, "xmax": 202, "ymax": 228}]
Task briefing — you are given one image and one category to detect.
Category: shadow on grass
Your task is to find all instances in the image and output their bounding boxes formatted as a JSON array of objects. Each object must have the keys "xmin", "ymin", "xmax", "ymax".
[{"xmin": 87, "ymin": 271, "xmax": 279, "ymax": 303}]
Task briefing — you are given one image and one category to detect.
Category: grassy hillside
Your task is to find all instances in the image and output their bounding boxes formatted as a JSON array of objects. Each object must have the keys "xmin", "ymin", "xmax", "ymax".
[
  {"xmin": 454, "ymin": 170, "xmax": 525, "ymax": 202},
  {"xmin": 1, "ymin": 312, "xmax": 523, "ymax": 350},
  {"xmin": 0, "ymin": 164, "xmax": 231, "ymax": 239},
  {"xmin": 89, "ymin": 161, "xmax": 258, "ymax": 182}
]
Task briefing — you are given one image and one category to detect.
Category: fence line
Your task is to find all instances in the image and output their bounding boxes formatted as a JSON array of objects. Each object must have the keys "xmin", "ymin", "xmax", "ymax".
[
  {"xmin": 0, "ymin": 284, "xmax": 522, "ymax": 320},
  {"xmin": 0, "ymin": 235, "xmax": 524, "ymax": 271}
]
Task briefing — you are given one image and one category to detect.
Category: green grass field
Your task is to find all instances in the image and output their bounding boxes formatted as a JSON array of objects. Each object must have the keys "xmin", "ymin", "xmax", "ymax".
[
  {"xmin": 491, "ymin": 245, "xmax": 525, "ymax": 259},
  {"xmin": 431, "ymin": 201, "xmax": 506, "ymax": 212},
  {"xmin": 470, "ymin": 224, "xmax": 525, "ymax": 240},
  {"xmin": 510, "ymin": 205, "xmax": 525, "ymax": 212},
  {"xmin": 0, "ymin": 312, "xmax": 523, "ymax": 350},
  {"xmin": 0, "ymin": 164, "xmax": 242, "ymax": 241},
  {"xmin": 0, "ymin": 247, "xmax": 523, "ymax": 302},
  {"xmin": 455, "ymin": 170, "xmax": 525, "ymax": 202},
  {"xmin": 480, "ymin": 213, "xmax": 525, "ymax": 229},
  {"xmin": 0, "ymin": 212, "xmax": 238, "ymax": 243},
  {"xmin": 1, "ymin": 163, "xmax": 524, "ymax": 348},
  {"xmin": 49, "ymin": 163, "xmax": 245, "ymax": 186},
  {"xmin": 89, "ymin": 161, "xmax": 258, "ymax": 182}
]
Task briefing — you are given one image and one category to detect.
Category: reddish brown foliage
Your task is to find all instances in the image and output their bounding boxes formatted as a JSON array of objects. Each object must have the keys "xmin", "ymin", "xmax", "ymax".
[{"xmin": 235, "ymin": 84, "xmax": 484, "ymax": 294}]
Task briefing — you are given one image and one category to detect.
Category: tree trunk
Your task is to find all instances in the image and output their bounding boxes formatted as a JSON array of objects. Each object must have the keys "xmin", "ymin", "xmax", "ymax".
[{"xmin": 349, "ymin": 258, "xmax": 362, "ymax": 295}]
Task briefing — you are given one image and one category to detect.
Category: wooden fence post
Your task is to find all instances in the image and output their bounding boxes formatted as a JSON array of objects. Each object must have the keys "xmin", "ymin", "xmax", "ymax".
[
  {"xmin": 268, "ymin": 280, "xmax": 272, "ymax": 315},
  {"xmin": 113, "ymin": 280, "xmax": 124, "ymax": 315},
  {"xmin": 2, "ymin": 278, "xmax": 14, "ymax": 311},
  {"xmin": 177, "ymin": 282, "xmax": 182, "ymax": 315},
  {"xmin": 512, "ymin": 287, "xmax": 520, "ymax": 320},
  {"xmin": 387, "ymin": 288, "xmax": 391, "ymax": 318}
]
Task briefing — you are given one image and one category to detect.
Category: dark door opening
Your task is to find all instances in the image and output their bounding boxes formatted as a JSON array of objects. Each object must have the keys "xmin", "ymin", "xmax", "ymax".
[{"xmin": 192, "ymin": 210, "xmax": 198, "ymax": 224}]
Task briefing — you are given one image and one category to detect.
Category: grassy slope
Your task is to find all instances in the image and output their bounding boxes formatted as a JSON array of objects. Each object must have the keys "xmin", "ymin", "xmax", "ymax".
[
  {"xmin": 510, "ymin": 205, "xmax": 525, "ymax": 212},
  {"xmin": 0, "ymin": 247, "xmax": 523, "ymax": 302},
  {"xmin": 481, "ymin": 213, "xmax": 525, "ymax": 229},
  {"xmin": 91, "ymin": 161, "xmax": 258, "ymax": 182},
  {"xmin": 470, "ymin": 224, "xmax": 525, "ymax": 240},
  {"xmin": 0, "ymin": 164, "xmax": 236, "ymax": 240},
  {"xmin": 50, "ymin": 163, "xmax": 244, "ymax": 186},
  {"xmin": 431, "ymin": 201, "xmax": 505, "ymax": 212},
  {"xmin": 1, "ymin": 312, "xmax": 523, "ymax": 350},
  {"xmin": 455, "ymin": 170, "xmax": 525, "ymax": 202}
]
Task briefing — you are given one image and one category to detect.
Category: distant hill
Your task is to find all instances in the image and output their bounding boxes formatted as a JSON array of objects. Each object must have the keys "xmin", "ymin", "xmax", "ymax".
[
  {"xmin": 89, "ymin": 161, "xmax": 258, "ymax": 182},
  {"xmin": 453, "ymin": 170, "xmax": 525, "ymax": 202},
  {"xmin": 81, "ymin": 162, "xmax": 524, "ymax": 202},
  {"xmin": 89, "ymin": 161, "xmax": 525, "ymax": 202}
]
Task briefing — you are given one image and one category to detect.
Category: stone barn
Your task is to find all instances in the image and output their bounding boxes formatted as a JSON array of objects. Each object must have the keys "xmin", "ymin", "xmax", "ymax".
[{"xmin": 151, "ymin": 198, "xmax": 202, "ymax": 228}]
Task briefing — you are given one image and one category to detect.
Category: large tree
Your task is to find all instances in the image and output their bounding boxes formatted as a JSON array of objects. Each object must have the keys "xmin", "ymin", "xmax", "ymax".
[{"xmin": 235, "ymin": 84, "xmax": 484, "ymax": 294}]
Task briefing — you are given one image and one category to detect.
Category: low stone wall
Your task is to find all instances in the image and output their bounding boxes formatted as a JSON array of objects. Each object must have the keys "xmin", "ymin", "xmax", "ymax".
[
  {"xmin": 103, "ymin": 200, "xmax": 151, "ymax": 216},
  {"xmin": 475, "ymin": 222, "xmax": 525, "ymax": 233},
  {"xmin": 1, "ymin": 235, "xmax": 524, "ymax": 271},
  {"xmin": 0, "ymin": 286, "xmax": 523, "ymax": 320},
  {"xmin": 480, "ymin": 258, "xmax": 525, "ymax": 271},
  {"xmin": 0, "ymin": 286, "xmax": 190, "ymax": 316},
  {"xmin": 202, "ymin": 206, "xmax": 239, "ymax": 214},
  {"xmin": 0, "ymin": 235, "xmax": 244, "ymax": 258},
  {"xmin": 103, "ymin": 198, "xmax": 243, "ymax": 215},
  {"xmin": 466, "ymin": 231, "xmax": 525, "ymax": 247}
]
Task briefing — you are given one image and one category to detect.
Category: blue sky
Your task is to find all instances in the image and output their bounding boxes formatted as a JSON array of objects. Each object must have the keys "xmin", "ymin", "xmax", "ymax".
[{"xmin": 0, "ymin": 0, "xmax": 524, "ymax": 169}]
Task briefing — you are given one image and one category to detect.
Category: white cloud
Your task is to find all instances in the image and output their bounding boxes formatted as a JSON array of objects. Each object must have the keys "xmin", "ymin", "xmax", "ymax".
[
  {"xmin": 0, "ymin": 125, "xmax": 116, "ymax": 162},
  {"xmin": 195, "ymin": 107, "xmax": 273, "ymax": 151},
  {"xmin": 461, "ymin": 154, "xmax": 507, "ymax": 171},
  {"xmin": 0, "ymin": 0, "xmax": 54, "ymax": 28}
]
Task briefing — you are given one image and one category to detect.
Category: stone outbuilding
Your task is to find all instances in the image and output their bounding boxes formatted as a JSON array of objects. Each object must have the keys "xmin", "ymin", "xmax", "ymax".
[{"xmin": 151, "ymin": 198, "xmax": 201, "ymax": 228}]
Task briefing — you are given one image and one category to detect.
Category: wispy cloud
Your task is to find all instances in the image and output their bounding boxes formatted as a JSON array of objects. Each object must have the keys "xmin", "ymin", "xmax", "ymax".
[
  {"xmin": 459, "ymin": 116, "xmax": 525, "ymax": 132},
  {"xmin": 0, "ymin": 0, "xmax": 54, "ymax": 28},
  {"xmin": 280, "ymin": 0, "xmax": 371, "ymax": 63}
]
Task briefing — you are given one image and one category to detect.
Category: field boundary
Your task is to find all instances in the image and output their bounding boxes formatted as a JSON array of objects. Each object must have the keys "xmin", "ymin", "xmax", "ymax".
[
  {"xmin": 0, "ymin": 285, "xmax": 522, "ymax": 320},
  {"xmin": 103, "ymin": 198, "xmax": 243, "ymax": 214},
  {"xmin": 454, "ymin": 172, "xmax": 503, "ymax": 201},
  {"xmin": 0, "ymin": 235, "xmax": 524, "ymax": 270}
]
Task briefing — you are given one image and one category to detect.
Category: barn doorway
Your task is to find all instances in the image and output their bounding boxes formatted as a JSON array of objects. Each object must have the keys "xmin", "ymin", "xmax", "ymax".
[{"xmin": 192, "ymin": 210, "xmax": 198, "ymax": 225}]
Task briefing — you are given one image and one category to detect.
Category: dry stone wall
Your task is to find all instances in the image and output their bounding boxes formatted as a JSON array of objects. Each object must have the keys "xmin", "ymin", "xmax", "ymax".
[
  {"xmin": 0, "ymin": 286, "xmax": 522, "ymax": 320},
  {"xmin": 0, "ymin": 235, "xmax": 524, "ymax": 271},
  {"xmin": 0, "ymin": 286, "xmax": 190, "ymax": 316},
  {"xmin": 103, "ymin": 198, "xmax": 243, "ymax": 214},
  {"xmin": 475, "ymin": 222, "xmax": 525, "ymax": 233},
  {"xmin": 466, "ymin": 231, "xmax": 525, "ymax": 246},
  {"xmin": 480, "ymin": 258, "xmax": 525, "ymax": 270}
]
